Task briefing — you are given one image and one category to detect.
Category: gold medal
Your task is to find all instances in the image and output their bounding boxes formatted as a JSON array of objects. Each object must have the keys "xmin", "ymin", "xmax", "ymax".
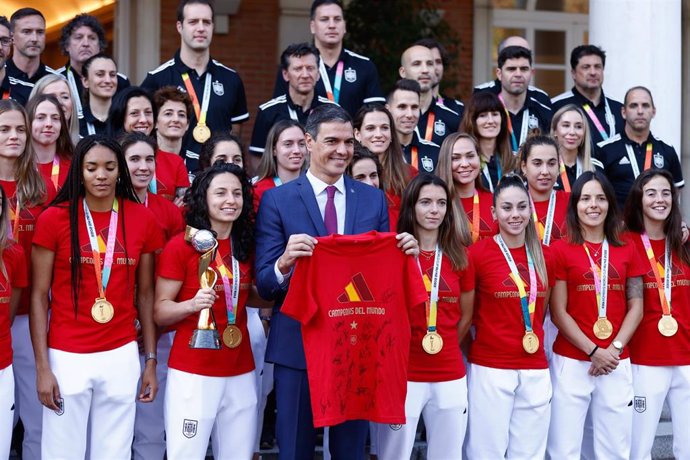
[
  {"xmin": 593, "ymin": 317, "xmax": 613, "ymax": 340},
  {"xmin": 422, "ymin": 331, "xmax": 443, "ymax": 355},
  {"xmin": 222, "ymin": 325, "xmax": 242, "ymax": 348},
  {"xmin": 658, "ymin": 315, "xmax": 678, "ymax": 337},
  {"xmin": 91, "ymin": 297, "xmax": 114, "ymax": 324},
  {"xmin": 522, "ymin": 331, "xmax": 540, "ymax": 354},
  {"xmin": 193, "ymin": 123, "xmax": 211, "ymax": 143}
]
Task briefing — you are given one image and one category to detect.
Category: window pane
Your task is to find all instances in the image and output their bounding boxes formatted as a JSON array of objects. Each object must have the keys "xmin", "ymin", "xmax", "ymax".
[
  {"xmin": 535, "ymin": 0, "xmax": 589, "ymax": 13},
  {"xmin": 532, "ymin": 69, "xmax": 566, "ymax": 99},
  {"xmin": 492, "ymin": 28, "xmax": 526, "ymax": 63},
  {"xmin": 534, "ymin": 30, "xmax": 565, "ymax": 65}
]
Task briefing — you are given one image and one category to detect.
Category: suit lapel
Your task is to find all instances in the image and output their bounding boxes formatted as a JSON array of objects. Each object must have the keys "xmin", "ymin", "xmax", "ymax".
[
  {"xmin": 297, "ymin": 177, "xmax": 328, "ymax": 236},
  {"xmin": 344, "ymin": 176, "xmax": 357, "ymax": 235}
]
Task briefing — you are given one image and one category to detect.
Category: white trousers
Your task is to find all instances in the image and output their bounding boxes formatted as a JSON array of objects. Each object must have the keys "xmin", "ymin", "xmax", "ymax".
[
  {"xmin": 132, "ymin": 331, "xmax": 174, "ymax": 460},
  {"xmin": 41, "ymin": 341, "xmax": 140, "ymax": 460},
  {"xmin": 631, "ymin": 364, "xmax": 690, "ymax": 460},
  {"xmin": 247, "ymin": 308, "xmax": 273, "ymax": 451},
  {"xmin": 0, "ymin": 365, "xmax": 14, "ymax": 459},
  {"xmin": 547, "ymin": 353, "xmax": 633, "ymax": 460},
  {"xmin": 466, "ymin": 364, "xmax": 552, "ymax": 460},
  {"xmin": 377, "ymin": 378, "xmax": 468, "ymax": 460},
  {"xmin": 12, "ymin": 314, "xmax": 42, "ymax": 460},
  {"xmin": 165, "ymin": 368, "xmax": 257, "ymax": 460}
]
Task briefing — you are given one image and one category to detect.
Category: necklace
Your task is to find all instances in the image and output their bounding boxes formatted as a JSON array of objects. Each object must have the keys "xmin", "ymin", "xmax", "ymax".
[
  {"xmin": 585, "ymin": 241, "xmax": 602, "ymax": 258},
  {"xmin": 419, "ymin": 249, "xmax": 435, "ymax": 261}
]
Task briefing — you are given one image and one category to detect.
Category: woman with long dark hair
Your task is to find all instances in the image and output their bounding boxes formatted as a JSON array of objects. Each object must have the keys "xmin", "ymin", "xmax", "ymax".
[
  {"xmin": 155, "ymin": 162, "xmax": 268, "ymax": 459},
  {"xmin": 376, "ymin": 174, "xmax": 473, "ymax": 459},
  {"xmin": 30, "ymin": 135, "xmax": 163, "ymax": 458},
  {"xmin": 78, "ymin": 54, "xmax": 118, "ymax": 137},
  {"xmin": 108, "ymin": 86, "xmax": 156, "ymax": 138},
  {"xmin": 547, "ymin": 171, "xmax": 644, "ymax": 459},
  {"xmin": 623, "ymin": 169, "xmax": 690, "ymax": 459},
  {"xmin": 466, "ymin": 174, "xmax": 553, "ymax": 458}
]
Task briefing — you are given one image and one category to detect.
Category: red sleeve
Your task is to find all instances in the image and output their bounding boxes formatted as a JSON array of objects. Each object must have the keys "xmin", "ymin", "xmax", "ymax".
[
  {"xmin": 157, "ymin": 236, "xmax": 188, "ymax": 281},
  {"xmin": 551, "ymin": 240, "xmax": 568, "ymax": 281},
  {"xmin": 459, "ymin": 253, "xmax": 475, "ymax": 292},
  {"xmin": 405, "ymin": 254, "xmax": 428, "ymax": 309},
  {"xmin": 282, "ymin": 256, "xmax": 317, "ymax": 325},
  {"xmin": 140, "ymin": 206, "xmax": 165, "ymax": 254},
  {"xmin": 6, "ymin": 243, "xmax": 27, "ymax": 289},
  {"xmin": 32, "ymin": 207, "xmax": 61, "ymax": 252},
  {"xmin": 623, "ymin": 234, "xmax": 647, "ymax": 278},
  {"xmin": 543, "ymin": 246, "xmax": 556, "ymax": 288},
  {"xmin": 174, "ymin": 155, "xmax": 191, "ymax": 188}
]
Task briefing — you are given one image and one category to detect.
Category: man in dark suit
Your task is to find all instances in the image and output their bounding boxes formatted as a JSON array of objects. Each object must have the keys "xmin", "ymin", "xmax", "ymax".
[{"xmin": 255, "ymin": 104, "xmax": 417, "ymax": 460}]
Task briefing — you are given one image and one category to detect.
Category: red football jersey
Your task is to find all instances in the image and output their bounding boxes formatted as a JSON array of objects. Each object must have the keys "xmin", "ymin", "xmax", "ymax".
[
  {"xmin": 282, "ymin": 232, "xmax": 427, "ymax": 427},
  {"xmin": 551, "ymin": 237, "xmax": 645, "ymax": 361},
  {"xmin": 155, "ymin": 149, "xmax": 190, "ymax": 201},
  {"xmin": 253, "ymin": 177, "xmax": 276, "ymax": 212},
  {"xmin": 532, "ymin": 190, "xmax": 569, "ymax": 244},
  {"xmin": 627, "ymin": 233, "xmax": 690, "ymax": 366},
  {"xmin": 408, "ymin": 250, "xmax": 474, "ymax": 382},
  {"xmin": 158, "ymin": 235, "xmax": 255, "ymax": 377},
  {"xmin": 33, "ymin": 199, "xmax": 164, "ymax": 353},
  {"xmin": 37, "ymin": 155, "xmax": 71, "ymax": 200},
  {"xmin": 460, "ymin": 189, "xmax": 497, "ymax": 242},
  {"xmin": 468, "ymin": 237, "xmax": 554, "ymax": 369},
  {"xmin": 145, "ymin": 192, "xmax": 185, "ymax": 241},
  {"xmin": 0, "ymin": 242, "xmax": 28, "ymax": 369}
]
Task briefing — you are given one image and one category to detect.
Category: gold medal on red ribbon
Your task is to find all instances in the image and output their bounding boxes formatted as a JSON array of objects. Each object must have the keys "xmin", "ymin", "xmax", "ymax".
[
  {"xmin": 422, "ymin": 331, "xmax": 443, "ymax": 355},
  {"xmin": 92, "ymin": 298, "xmax": 114, "ymax": 324},
  {"xmin": 593, "ymin": 317, "xmax": 613, "ymax": 340},
  {"xmin": 222, "ymin": 325, "xmax": 242, "ymax": 348},
  {"xmin": 522, "ymin": 331, "xmax": 539, "ymax": 354},
  {"xmin": 193, "ymin": 123, "xmax": 211, "ymax": 143},
  {"xmin": 658, "ymin": 315, "xmax": 678, "ymax": 337}
]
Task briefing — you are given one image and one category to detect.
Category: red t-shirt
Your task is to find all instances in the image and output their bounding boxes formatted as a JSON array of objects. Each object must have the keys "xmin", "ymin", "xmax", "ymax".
[
  {"xmin": 460, "ymin": 189, "xmax": 497, "ymax": 242},
  {"xmin": 386, "ymin": 191, "xmax": 402, "ymax": 232},
  {"xmin": 37, "ymin": 155, "xmax": 71, "ymax": 201},
  {"xmin": 0, "ymin": 243, "xmax": 28, "ymax": 369},
  {"xmin": 0, "ymin": 180, "xmax": 45, "ymax": 315},
  {"xmin": 408, "ymin": 250, "xmax": 474, "ymax": 382},
  {"xmin": 158, "ymin": 234, "xmax": 255, "ymax": 377},
  {"xmin": 282, "ymin": 232, "xmax": 428, "ymax": 427},
  {"xmin": 551, "ymin": 237, "xmax": 645, "ymax": 361},
  {"xmin": 32, "ymin": 199, "xmax": 164, "ymax": 353},
  {"xmin": 253, "ymin": 177, "xmax": 276, "ymax": 212},
  {"xmin": 145, "ymin": 192, "xmax": 185, "ymax": 241},
  {"xmin": 532, "ymin": 190, "xmax": 569, "ymax": 244},
  {"xmin": 155, "ymin": 149, "xmax": 190, "ymax": 201},
  {"xmin": 468, "ymin": 237, "xmax": 554, "ymax": 369},
  {"xmin": 627, "ymin": 233, "xmax": 690, "ymax": 366}
]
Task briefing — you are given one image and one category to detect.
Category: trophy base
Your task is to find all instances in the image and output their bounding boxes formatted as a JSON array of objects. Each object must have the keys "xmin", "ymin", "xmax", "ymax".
[{"xmin": 189, "ymin": 329, "xmax": 221, "ymax": 350}]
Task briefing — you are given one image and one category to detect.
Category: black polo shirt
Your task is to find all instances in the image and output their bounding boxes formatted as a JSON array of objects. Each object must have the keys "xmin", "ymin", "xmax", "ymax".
[
  {"xmin": 1, "ymin": 71, "xmax": 33, "ymax": 105},
  {"xmin": 594, "ymin": 131, "xmax": 683, "ymax": 208},
  {"xmin": 417, "ymin": 97, "xmax": 462, "ymax": 147},
  {"xmin": 505, "ymin": 96, "xmax": 552, "ymax": 150},
  {"xmin": 249, "ymin": 93, "xmax": 332, "ymax": 156},
  {"xmin": 5, "ymin": 59, "xmax": 59, "ymax": 105},
  {"xmin": 272, "ymin": 48, "xmax": 385, "ymax": 117},
  {"xmin": 552, "ymin": 87, "xmax": 624, "ymax": 146},
  {"xmin": 474, "ymin": 79, "xmax": 552, "ymax": 110},
  {"xmin": 437, "ymin": 93, "xmax": 464, "ymax": 116},
  {"xmin": 401, "ymin": 130, "xmax": 440, "ymax": 174},
  {"xmin": 141, "ymin": 50, "xmax": 249, "ymax": 174},
  {"xmin": 78, "ymin": 103, "xmax": 108, "ymax": 137},
  {"xmin": 56, "ymin": 63, "xmax": 131, "ymax": 118}
]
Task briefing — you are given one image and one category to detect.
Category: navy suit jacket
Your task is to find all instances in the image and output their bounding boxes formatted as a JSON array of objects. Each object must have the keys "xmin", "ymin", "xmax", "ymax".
[{"xmin": 255, "ymin": 174, "xmax": 390, "ymax": 369}]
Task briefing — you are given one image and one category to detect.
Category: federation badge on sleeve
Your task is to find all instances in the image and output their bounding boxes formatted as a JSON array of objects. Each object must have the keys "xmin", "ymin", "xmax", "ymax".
[
  {"xmin": 654, "ymin": 152, "xmax": 664, "ymax": 168},
  {"xmin": 634, "ymin": 396, "xmax": 646, "ymax": 413},
  {"xmin": 213, "ymin": 80, "xmax": 224, "ymax": 96},
  {"xmin": 183, "ymin": 419, "xmax": 198, "ymax": 438},
  {"xmin": 528, "ymin": 114, "xmax": 539, "ymax": 129},
  {"xmin": 344, "ymin": 67, "xmax": 357, "ymax": 83},
  {"xmin": 434, "ymin": 119, "xmax": 446, "ymax": 136},
  {"xmin": 421, "ymin": 156, "xmax": 434, "ymax": 172}
]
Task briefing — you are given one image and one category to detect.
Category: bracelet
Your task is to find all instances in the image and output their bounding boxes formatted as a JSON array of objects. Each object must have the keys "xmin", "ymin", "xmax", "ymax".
[
  {"xmin": 588, "ymin": 345, "xmax": 599, "ymax": 358},
  {"xmin": 145, "ymin": 352, "xmax": 157, "ymax": 362},
  {"xmin": 260, "ymin": 315, "xmax": 272, "ymax": 322}
]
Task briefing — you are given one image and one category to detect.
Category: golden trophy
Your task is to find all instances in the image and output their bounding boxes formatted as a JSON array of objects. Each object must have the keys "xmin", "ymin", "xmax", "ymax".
[{"xmin": 185, "ymin": 226, "xmax": 221, "ymax": 350}]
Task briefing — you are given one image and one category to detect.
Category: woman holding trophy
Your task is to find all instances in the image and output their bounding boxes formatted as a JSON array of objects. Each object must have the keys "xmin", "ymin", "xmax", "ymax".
[{"xmin": 155, "ymin": 162, "xmax": 266, "ymax": 459}]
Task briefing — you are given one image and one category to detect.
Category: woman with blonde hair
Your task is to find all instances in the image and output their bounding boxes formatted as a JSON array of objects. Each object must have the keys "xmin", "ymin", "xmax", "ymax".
[{"xmin": 550, "ymin": 104, "xmax": 594, "ymax": 192}]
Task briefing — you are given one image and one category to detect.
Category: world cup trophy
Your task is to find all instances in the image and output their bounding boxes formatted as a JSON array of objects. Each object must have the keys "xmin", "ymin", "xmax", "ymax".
[{"xmin": 185, "ymin": 226, "xmax": 221, "ymax": 349}]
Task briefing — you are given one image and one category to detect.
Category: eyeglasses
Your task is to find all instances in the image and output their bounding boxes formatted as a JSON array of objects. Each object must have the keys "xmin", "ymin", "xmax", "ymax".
[{"xmin": 0, "ymin": 37, "xmax": 11, "ymax": 47}]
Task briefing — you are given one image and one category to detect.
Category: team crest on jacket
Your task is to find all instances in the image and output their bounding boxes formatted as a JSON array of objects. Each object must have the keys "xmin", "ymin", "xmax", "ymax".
[
  {"xmin": 434, "ymin": 119, "xmax": 446, "ymax": 136},
  {"xmin": 344, "ymin": 67, "xmax": 357, "ymax": 83},
  {"xmin": 654, "ymin": 152, "xmax": 664, "ymax": 168},
  {"xmin": 634, "ymin": 396, "xmax": 646, "ymax": 413},
  {"xmin": 421, "ymin": 156, "xmax": 434, "ymax": 172},
  {"xmin": 183, "ymin": 419, "xmax": 198, "ymax": 438},
  {"xmin": 213, "ymin": 80, "xmax": 224, "ymax": 96}
]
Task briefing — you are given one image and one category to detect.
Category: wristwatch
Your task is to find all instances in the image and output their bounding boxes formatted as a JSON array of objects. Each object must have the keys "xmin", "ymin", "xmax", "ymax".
[
  {"xmin": 145, "ymin": 352, "xmax": 158, "ymax": 362},
  {"xmin": 612, "ymin": 340, "xmax": 623, "ymax": 353}
]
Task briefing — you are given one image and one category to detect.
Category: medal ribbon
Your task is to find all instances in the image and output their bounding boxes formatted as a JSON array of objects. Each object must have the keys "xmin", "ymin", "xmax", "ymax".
[
  {"xmin": 1, "ymin": 90, "xmax": 9, "ymax": 100},
  {"xmin": 424, "ymin": 245, "xmax": 443, "ymax": 333},
  {"xmin": 83, "ymin": 198, "xmax": 119, "ymax": 299},
  {"xmin": 471, "ymin": 191, "xmax": 480, "ymax": 243},
  {"xmin": 498, "ymin": 94, "xmax": 518, "ymax": 152},
  {"xmin": 583, "ymin": 239, "xmax": 609, "ymax": 318},
  {"xmin": 149, "ymin": 173, "xmax": 157, "ymax": 194},
  {"xmin": 627, "ymin": 142, "xmax": 653, "ymax": 179},
  {"xmin": 11, "ymin": 199, "xmax": 20, "ymax": 240},
  {"xmin": 272, "ymin": 176, "xmax": 283, "ymax": 187},
  {"xmin": 496, "ymin": 235, "xmax": 537, "ymax": 332},
  {"xmin": 481, "ymin": 156, "xmax": 501, "ymax": 193},
  {"xmin": 319, "ymin": 58, "xmax": 344, "ymax": 103},
  {"xmin": 66, "ymin": 66, "xmax": 84, "ymax": 119},
  {"xmin": 214, "ymin": 248, "xmax": 240, "ymax": 325},
  {"xmin": 529, "ymin": 190, "xmax": 556, "ymax": 246},
  {"xmin": 582, "ymin": 103, "xmax": 609, "ymax": 141},
  {"xmin": 424, "ymin": 111, "xmax": 435, "ymax": 142},
  {"xmin": 558, "ymin": 158, "xmax": 582, "ymax": 193},
  {"xmin": 641, "ymin": 233, "xmax": 672, "ymax": 315},
  {"xmin": 410, "ymin": 146, "xmax": 419, "ymax": 171},
  {"xmin": 50, "ymin": 156, "xmax": 60, "ymax": 191},
  {"xmin": 181, "ymin": 72, "xmax": 212, "ymax": 126}
]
